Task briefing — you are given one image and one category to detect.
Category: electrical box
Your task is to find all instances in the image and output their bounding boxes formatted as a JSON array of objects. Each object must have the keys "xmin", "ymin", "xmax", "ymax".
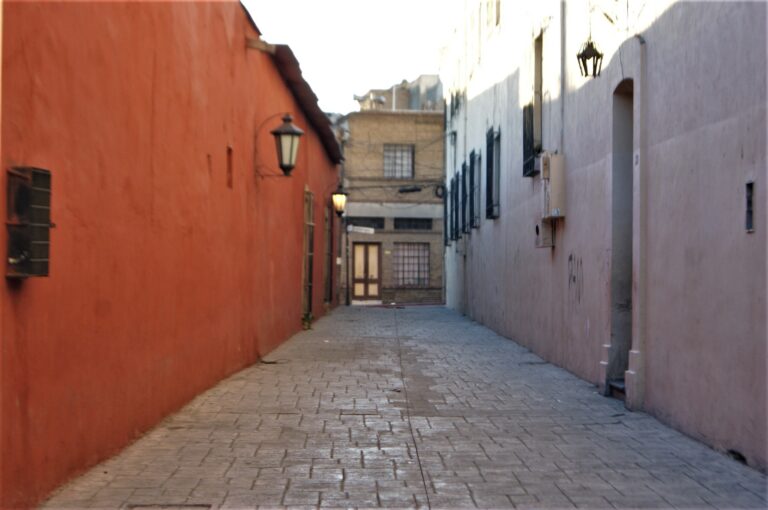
[
  {"xmin": 7, "ymin": 167, "xmax": 52, "ymax": 278},
  {"xmin": 542, "ymin": 154, "xmax": 565, "ymax": 219},
  {"xmin": 535, "ymin": 219, "xmax": 554, "ymax": 248}
]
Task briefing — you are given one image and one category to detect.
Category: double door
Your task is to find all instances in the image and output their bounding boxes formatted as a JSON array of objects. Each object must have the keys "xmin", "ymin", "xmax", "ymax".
[{"xmin": 352, "ymin": 242, "xmax": 381, "ymax": 300}]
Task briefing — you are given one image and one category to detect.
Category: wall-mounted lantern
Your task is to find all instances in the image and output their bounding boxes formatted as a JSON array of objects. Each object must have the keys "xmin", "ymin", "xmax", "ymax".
[
  {"xmin": 331, "ymin": 185, "xmax": 348, "ymax": 217},
  {"xmin": 269, "ymin": 114, "xmax": 304, "ymax": 176},
  {"xmin": 577, "ymin": 38, "xmax": 604, "ymax": 77}
]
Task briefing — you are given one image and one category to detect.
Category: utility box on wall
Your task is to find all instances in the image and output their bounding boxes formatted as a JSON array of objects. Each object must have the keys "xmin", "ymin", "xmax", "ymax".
[
  {"xmin": 542, "ymin": 154, "xmax": 565, "ymax": 219},
  {"xmin": 535, "ymin": 219, "xmax": 554, "ymax": 248},
  {"xmin": 6, "ymin": 167, "xmax": 52, "ymax": 278}
]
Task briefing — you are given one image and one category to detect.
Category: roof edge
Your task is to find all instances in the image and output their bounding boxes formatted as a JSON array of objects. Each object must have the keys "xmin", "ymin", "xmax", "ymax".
[{"xmin": 271, "ymin": 45, "xmax": 342, "ymax": 165}]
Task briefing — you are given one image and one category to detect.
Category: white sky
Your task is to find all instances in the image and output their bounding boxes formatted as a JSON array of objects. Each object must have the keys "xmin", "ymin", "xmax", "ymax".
[{"xmin": 242, "ymin": 0, "xmax": 458, "ymax": 114}]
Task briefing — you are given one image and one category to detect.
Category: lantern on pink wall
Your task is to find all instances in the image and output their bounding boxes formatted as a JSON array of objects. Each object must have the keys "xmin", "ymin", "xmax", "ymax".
[{"xmin": 577, "ymin": 38, "xmax": 604, "ymax": 78}]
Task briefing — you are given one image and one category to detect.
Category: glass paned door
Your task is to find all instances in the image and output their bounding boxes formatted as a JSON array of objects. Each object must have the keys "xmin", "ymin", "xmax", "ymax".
[{"xmin": 352, "ymin": 242, "xmax": 381, "ymax": 299}]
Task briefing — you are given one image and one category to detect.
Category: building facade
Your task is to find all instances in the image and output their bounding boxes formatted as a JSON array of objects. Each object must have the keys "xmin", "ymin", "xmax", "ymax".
[
  {"xmin": 0, "ymin": 3, "xmax": 342, "ymax": 507},
  {"xmin": 442, "ymin": 0, "xmax": 766, "ymax": 469},
  {"xmin": 339, "ymin": 77, "xmax": 445, "ymax": 304}
]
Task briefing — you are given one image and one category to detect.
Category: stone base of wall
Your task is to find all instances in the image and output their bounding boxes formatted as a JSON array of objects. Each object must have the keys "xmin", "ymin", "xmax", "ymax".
[
  {"xmin": 339, "ymin": 287, "xmax": 444, "ymax": 305},
  {"xmin": 382, "ymin": 287, "xmax": 443, "ymax": 304}
]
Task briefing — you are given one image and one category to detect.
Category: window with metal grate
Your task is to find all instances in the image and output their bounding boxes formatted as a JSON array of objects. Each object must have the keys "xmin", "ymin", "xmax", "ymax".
[
  {"xmin": 393, "ymin": 242, "xmax": 429, "ymax": 288},
  {"xmin": 461, "ymin": 162, "xmax": 468, "ymax": 233},
  {"xmin": 7, "ymin": 167, "xmax": 52, "ymax": 278},
  {"xmin": 394, "ymin": 218, "xmax": 432, "ymax": 230},
  {"xmin": 347, "ymin": 217, "xmax": 385, "ymax": 230},
  {"xmin": 383, "ymin": 144, "xmax": 415, "ymax": 179},
  {"xmin": 486, "ymin": 129, "xmax": 501, "ymax": 219}
]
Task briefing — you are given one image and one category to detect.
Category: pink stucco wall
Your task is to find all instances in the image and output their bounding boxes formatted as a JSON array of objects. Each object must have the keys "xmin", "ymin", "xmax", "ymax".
[{"xmin": 445, "ymin": 1, "xmax": 766, "ymax": 470}]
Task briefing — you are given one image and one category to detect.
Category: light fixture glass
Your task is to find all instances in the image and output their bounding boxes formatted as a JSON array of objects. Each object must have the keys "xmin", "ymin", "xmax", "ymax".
[
  {"xmin": 270, "ymin": 114, "xmax": 304, "ymax": 176},
  {"xmin": 331, "ymin": 185, "xmax": 348, "ymax": 217}
]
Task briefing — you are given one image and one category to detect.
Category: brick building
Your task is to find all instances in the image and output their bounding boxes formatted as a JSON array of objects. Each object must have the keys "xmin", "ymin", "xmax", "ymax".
[{"xmin": 338, "ymin": 77, "xmax": 444, "ymax": 304}]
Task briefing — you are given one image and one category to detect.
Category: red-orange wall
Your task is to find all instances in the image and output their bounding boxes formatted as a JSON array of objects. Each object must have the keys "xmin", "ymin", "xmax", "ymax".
[{"xmin": 0, "ymin": 2, "xmax": 339, "ymax": 507}]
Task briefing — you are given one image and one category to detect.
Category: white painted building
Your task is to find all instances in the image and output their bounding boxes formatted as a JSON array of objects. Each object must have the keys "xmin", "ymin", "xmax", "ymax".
[{"xmin": 441, "ymin": 0, "xmax": 765, "ymax": 469}]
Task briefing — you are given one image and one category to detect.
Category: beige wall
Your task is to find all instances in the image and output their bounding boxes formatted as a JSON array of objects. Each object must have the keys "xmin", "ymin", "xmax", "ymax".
[
  {"xmin": 442, "ymin": 0, "xmax": 766, "ymax": 470},
  {"xmin": 345, "ymin": 111, "xmax": 445, "ymax": 201}
]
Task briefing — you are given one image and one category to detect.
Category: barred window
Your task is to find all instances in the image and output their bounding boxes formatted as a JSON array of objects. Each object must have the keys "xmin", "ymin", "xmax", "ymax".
[
  {"xmin": 461, "ymin": 162, "xmax": 469, "ymax": 233},
  {"xmin": 384, "ymin": 144, "xmax": 414, "ymax": 179},
  {"xmin": 394, "ymin": 218, "xmax": 432, "ymax": 230},
  {"xmin": 394, "ymin": 243, "xmax": 429, "ymax": 288},
  {"xmin": 470, "ymin": 151, "xmax": 481, "ymax": 228},
  {"xmin": 486, "ymin": 128, "xmax": 501, "ymax": 219}
]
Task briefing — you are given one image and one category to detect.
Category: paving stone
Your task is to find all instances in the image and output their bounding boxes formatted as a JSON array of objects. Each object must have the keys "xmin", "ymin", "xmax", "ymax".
[{"xmin": 42, "ymin": 306, "xmax": 767, "ymax": 509}]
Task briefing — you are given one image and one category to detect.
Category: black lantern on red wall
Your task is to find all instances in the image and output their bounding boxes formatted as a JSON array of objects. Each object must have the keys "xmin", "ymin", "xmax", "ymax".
[{"xmin": 270, "ymin": 114, "xmax": 304, "ymax": 176}]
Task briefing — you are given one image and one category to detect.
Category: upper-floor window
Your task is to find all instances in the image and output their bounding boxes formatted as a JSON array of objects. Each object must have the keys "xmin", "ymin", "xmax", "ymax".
[
  {"xmin": 394, "ymin": 218, "xmax": 433, "ymax": 230},
  {"xmin": 461, "ymin": 162, "xmax": 469, "ymax": 233},
  {"xmin": 384, "ymin": 144, "xmax": 414, "ymax": 179},
  {"xmin": 348, "ymin": 217, "xmax": 385, "ymax": 230},
  {"xmin": 486, "ymin": 0, "xmax": 500, "ymax": 28},
  {"xmin": 486, "ymin": 129, "xmax": 501, "ymax": 219},
  {"xmin": 524, "ymin": 33, "xmax": 543, "ymax": 177},
  {"xmin": 469, "ymin": 151, "xmax": 481, "ymax": 228}
]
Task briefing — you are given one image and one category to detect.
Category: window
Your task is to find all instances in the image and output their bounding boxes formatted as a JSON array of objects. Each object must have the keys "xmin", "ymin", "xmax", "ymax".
[
  {"xmin": 523, "ymin": 104, "xmax": 535, "ymax": 176},
  {"xmin": 348, "ymin": 217, "xmax": 384, "ymax": 229},
  {"xmin": 461, "ymin": 162, "xmax": 468, "ymax": 233},
  {"xmin": 323, "ymin": 206, "xmax": 332, "ymax": 303},
  {"xmin": 486, "ymin": 129, "xmax": 501, "ymax": 219},
  {"xmin": 524, "ymin": 33, "xmax": 543, "ymax": 177},
  {"xmin": 394, "ymin": 218, "xmax": 432, "ymax": 230},
  {"xmin": 393, "ymin": 243, "xmax": 429, "ymax": 288},
  {"xmin": 486, "ymin": 0, "xmax": 500, "ymax": 28},
  {"xmin": 443, "ymin": 186, "xmax": 449, "ymax": 246},
  {"xmin": 384, "ymin": 144, "xmax": 414, "ymax": 179},
  {"xmin": 452, "ymin": 175, "xmax": 461, "ymax": 239},
  {"xmin": 534, "ymin": 33, "xmax": 543, "ymax": 153},
  {"xmin": 303, "ymin": 191, "xmax": 315, "ymax": 315},
  {"xmin": 450, "ymin": 131, "xmax": 457, "ymax": 170},
  {"xmin": 470, "ymin": 151, "xmax": 481, "ymax": 228},
  {"xmin": 447, "ymin": 179, "xmax": 454, "ymax": 241}
]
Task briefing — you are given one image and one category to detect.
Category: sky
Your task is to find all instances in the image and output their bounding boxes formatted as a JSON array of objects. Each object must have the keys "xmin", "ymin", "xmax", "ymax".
[{"xmin": 242, "ymin": 0, "xmax": 458, "ymax": 115}]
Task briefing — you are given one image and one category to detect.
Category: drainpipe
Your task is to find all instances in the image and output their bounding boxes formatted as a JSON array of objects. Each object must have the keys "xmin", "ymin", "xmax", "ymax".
[
  {"xmin": 627, "ymin": 33, "xmax": 647, "ymax": 411},
  {"xmin": 560, "ymin": 1, "xmax": 566, "ymax": 153}
]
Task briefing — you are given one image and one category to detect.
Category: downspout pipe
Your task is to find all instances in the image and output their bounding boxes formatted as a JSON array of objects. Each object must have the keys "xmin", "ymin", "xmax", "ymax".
[
  {"xmin": 627, "ymin": 33, "xmax": 647, "ymax": 411},
  {"xmin": 560, "ymin": 1, "xmax": 566, "ymax": 153}
]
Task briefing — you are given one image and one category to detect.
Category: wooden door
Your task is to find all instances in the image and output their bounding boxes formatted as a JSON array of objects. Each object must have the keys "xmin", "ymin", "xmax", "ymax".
[{"xmin": 352, "ymin": 242, "xmax": 381, "ymax": 299}]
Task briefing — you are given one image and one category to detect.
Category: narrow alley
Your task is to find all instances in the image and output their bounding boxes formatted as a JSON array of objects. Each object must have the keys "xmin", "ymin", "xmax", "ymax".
[{"xmin": 44, "ymin": 306, "xmax": 766, "ymax": 509}]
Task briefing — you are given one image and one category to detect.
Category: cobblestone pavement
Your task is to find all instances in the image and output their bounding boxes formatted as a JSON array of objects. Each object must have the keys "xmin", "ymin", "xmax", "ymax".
[{"xmin": 44, "ymin": 306, "xmax": 766, "ymax": 509}]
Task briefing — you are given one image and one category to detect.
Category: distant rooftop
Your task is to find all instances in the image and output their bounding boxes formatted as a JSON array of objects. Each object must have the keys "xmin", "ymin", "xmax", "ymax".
[{"xmin": 354, "ymin": 75, "xmax": 443, "ymax": 112}]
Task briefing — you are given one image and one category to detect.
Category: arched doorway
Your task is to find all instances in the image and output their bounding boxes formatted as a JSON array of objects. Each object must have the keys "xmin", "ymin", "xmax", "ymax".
[{"xmin": 606, "ymin": 79, "xmax": 634, "ymax": 399}]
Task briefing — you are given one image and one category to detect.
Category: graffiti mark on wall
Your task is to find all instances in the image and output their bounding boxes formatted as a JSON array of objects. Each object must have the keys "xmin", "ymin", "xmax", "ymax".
[{"xmin": 568, "ymin": 253, "xmax": 584, "ymax": 304}]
